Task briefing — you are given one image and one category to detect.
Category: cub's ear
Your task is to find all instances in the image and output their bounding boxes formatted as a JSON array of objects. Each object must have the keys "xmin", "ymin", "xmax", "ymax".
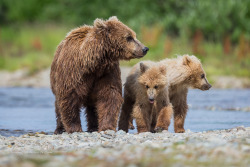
[
  {"xmin": 159, "ymin": 66, "xmax": 166, "ymax": 75},
  {"xmin": 108, "ymin": 16, "xmax": 119, "ymax": 22},
  {"xmin": 94, "ymin": 18, "xmax": 107, "ymax": 29},
  {"xmin": 140, "ymin": 63, "xmax": 149, "ymax": 74},
  {"xmin": 183, "ymin": 55, "xmax": 192, "ymax": 66}
]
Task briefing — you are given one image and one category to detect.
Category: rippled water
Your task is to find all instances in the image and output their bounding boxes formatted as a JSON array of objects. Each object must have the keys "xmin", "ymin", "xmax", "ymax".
[{"xmin": 0, "ymin": 88, "xmax": 249, "ymax": 136}]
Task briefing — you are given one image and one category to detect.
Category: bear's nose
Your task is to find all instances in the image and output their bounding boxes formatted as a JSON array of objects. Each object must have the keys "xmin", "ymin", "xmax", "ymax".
[
  {"xmin": 202, "ymin": 84, "xmax": 212, "ymax": 90},
  {"xmin": 142, "ymin": 47, "xmax": 149, "ymax": 55},
  {"xmin": 208, "ymin": 84, "xmax": 212, "ymax": 89}
]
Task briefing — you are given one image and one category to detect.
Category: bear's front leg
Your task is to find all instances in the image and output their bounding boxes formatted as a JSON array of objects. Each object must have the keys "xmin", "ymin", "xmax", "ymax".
[
  {"xmin": 154, "ymin": 104, "xmax": 173, "ymax": 132},
  {"xmin": 95, "ymin": 76, "xmax": 123, "ymax": 132}
]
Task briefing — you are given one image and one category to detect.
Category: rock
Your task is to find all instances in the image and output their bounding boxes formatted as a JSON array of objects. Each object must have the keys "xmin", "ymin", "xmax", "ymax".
[
  {"xmin": 162, "ymin": 130, "xmax": 170, "ymax": 133},
  {"xmin": 116, "ymin": 130, "xmax": 126, "ymax": 135},
  {"xmin": 104, "ymin": 130, "xmax": 116, "ymax": 136},
  {"xmin": 236, "ymin": 126, "xmax": 246, "ymax": 131}
]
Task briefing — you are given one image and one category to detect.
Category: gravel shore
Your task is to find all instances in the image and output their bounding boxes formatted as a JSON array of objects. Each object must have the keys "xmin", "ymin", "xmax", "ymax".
[{"xmin": 0, "ymin": 126, "xmax": 249, "ymax": 167}]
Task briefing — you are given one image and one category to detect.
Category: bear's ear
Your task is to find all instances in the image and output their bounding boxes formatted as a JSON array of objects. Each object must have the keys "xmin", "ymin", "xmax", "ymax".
[
  {"xmin": 108, "ymin": 16, "xmax": 119, "ymax": 22},
  {"xmin": 183, "ymin": 55, "xmax": 192, "ymax": 66},
  {"xmin": 140, "ymin": 63, "xmax": 149, "ymax": 74},
  {"xmin": 94, "ymin": 18, "xmax": 107, "ymax": 29},
  {"xmin": 159, "ymin": 66, "xmax": 167, "ymax": 75}
]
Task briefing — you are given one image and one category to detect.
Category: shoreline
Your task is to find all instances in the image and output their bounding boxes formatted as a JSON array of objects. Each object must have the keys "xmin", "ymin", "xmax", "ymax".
[
  {"xmin": 0, "ymin": 68, "xmax": 250, "ymax": 89},
  {"xmin": 0, "ymin": 126, "xmax": 249, "ymax": 166}
]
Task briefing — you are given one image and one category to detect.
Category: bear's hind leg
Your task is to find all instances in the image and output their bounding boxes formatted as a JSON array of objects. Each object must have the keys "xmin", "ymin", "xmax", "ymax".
[
  {"xmin": 59, "ymin": 91, "xmax": 83, "ymax": 133},
  {"xmin": 85, "ymin": 106, "xmax": 98, "ymax": 132},
  {"xmin": 54, "ymin": 100, "xmax": 65, "ymax": 134}
]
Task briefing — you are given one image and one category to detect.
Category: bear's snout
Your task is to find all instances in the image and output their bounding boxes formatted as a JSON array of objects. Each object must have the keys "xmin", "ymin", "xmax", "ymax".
[
  {"xmin": 142, "ymin": 47, "xmax": 149, "ymax": 55},
  {"xmin": 201, "ymin": 83, "xmax": 212, "ymax": 90}
]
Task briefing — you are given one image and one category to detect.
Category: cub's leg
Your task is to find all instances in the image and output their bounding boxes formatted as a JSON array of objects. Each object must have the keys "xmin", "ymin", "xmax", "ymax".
[
  {"xmin": 172, "ymin": 90, "xmax": 188, "ymax": 133},
  {"xmin": 155, "ymin": 104, "xmax": 173, "ymax": 132},
  {"xmin": 133, "ymin": 103, "xmax": 151, "ymax": 133},
  {"xmin": 128, "ymin": 117, "xmax": 135, "ymax": 130},
  {"xmin": 118, "ymin": 90, "xmax": 135, "ymax": 132},
  {"xmin": 150, "ymin": 110, "xmax": 156, "ymax": 132}
]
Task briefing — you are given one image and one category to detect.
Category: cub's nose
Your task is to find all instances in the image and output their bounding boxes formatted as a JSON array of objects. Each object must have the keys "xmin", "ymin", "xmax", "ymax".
[
  {"xmin": 142, "ymin": 47, "xmax": 149, "ymax": 55},
  {"xmin": 149, "ymin": 97, "xmax": 154, "ymax": 104}
]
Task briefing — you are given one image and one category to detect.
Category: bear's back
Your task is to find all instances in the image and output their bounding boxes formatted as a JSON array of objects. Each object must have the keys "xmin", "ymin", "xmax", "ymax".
[{"xmin": 65, "ymin": 25, "xmax": 93, "ymax": 42}]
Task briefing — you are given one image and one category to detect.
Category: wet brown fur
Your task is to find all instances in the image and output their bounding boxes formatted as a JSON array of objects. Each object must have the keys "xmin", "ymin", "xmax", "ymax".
[
  {"xmin": 50, "ymin": 16, "xmax": 147, "ymax": 134},
  {"xmin": 119, "ymin": 55, "xmax": 211, "ymax": 133},
  {"xmin": 118, "ymin": 63, "xmax": 173, "ymax": 133}
]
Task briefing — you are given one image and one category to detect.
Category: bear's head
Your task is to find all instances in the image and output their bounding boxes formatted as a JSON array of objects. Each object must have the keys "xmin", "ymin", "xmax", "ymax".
[
  {"xmin": 182, "ymin": 55, "xmax": 212, "ymax": 91},
  {"xmin": 94, "ymin": 16, "xmax": 149, "ymax": 60},
  {"xmin": 138, "ymin": 63, "xmax": 167, "ymax": 104}
]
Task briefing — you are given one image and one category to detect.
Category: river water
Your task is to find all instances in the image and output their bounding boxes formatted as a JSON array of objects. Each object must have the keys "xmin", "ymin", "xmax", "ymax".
[{"xmin": 0, "ymin": 88, "xmax": 249, "ymax": 136}]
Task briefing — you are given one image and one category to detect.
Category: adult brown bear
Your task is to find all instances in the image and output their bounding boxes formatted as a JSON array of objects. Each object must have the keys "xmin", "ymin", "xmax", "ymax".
[{"xmin": 50, "ymin": 16, "xmax": 148, "ymax": 134}]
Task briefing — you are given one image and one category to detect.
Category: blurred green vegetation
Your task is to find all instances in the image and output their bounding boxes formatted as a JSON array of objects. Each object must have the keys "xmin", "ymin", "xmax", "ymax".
[{"xmin": 0, "ymin": 0, "xmax": 249, "ymax": 77}]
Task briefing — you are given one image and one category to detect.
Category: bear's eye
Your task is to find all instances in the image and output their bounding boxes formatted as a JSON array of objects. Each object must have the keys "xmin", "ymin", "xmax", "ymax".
[
  {"xmin": 154, "ymin": 85, "xmax": 158, "ymax": 89},
  {"xmin": 126, "ymin": 36, "xmax": 133, "ymax": 42},
  {"xmin": 201, "ymin": 74, "xmax": 205, "ymax": 79},
  {"xmin": 146, "ymin": 85, "xmax": 149, "ymax": 89}
]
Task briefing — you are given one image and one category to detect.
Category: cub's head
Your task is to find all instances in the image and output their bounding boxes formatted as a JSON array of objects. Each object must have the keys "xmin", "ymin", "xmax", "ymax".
[
  {"xmin": 138, "ymin": 63, "xmax": 167, "ymax": 104},
  {"xmin": 94, "ymin": 16, "xmax": 148, "ymax": 60},
  {"xmin": 182, "ymin": 55, "xmax": 212, "ymax": 91}
]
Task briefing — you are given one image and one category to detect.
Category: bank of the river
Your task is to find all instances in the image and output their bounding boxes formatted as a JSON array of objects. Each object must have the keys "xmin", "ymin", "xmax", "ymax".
[
  {"xmin": 1, "ymin": 68, "xmax": 250, "ymax": 88},
  {"xmin": 0, "ymin": 127, "xmax": 249, "ymax": 167}
]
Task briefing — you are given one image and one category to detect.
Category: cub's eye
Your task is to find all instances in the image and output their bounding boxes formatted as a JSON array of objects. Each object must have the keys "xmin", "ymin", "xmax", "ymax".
[
  {"xmin": 146, "ymin": 85, "xmax": 149, "ymax": 89},
  {"xmin": 201, "ymin": 74, "xmax": 205, "ymax": 79},
  {"xmin": 154, "ymin": 85, "xmax": 158, "ymax": 89},
  {"xmin": 126, "ymin": 36, "xmax": 133, "ymax": 42}
]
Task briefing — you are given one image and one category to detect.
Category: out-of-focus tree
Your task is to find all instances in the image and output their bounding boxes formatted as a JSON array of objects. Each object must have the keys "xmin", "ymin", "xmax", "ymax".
[{"xmin": 0, "ymin": 0, "xmax": 249, "ymax": 43}]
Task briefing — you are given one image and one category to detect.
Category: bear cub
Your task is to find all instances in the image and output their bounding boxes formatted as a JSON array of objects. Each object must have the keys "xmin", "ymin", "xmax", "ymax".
[{"xmin": 119, "ymin": 63, "xmax": 173, "ymax": 133}]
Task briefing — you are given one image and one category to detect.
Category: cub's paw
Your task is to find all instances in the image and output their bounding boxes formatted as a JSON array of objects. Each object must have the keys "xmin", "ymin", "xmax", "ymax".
[
  {"xmin": 129, "ymin": 124, "xmax": 135, "ymax": 130},
  {"xmin": 154, "ymin": 127, "xmax": 164, "ymax": 133},
  {"xmin": 175, "ymin": 129, "xmax": 185, "ymax": 133}
]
